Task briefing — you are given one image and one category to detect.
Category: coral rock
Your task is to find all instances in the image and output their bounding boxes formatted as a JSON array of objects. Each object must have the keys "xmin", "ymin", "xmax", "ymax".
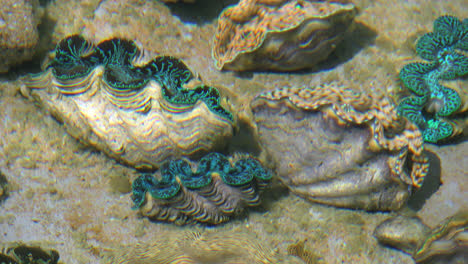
[
  {"xmin": 21, "ymin": 35, "xmax": 234, "ymax": 170},
  {"xmin": 212, "ymin": 0, "xmax": 357, "ymax": 71},
  {"xmin": 251, "ymin": 83, "xmax": 429, "ymax": 211},
  {"xmin": 0, "ymin": 0, "xmax": 41, "ymax": 73},
  {"xmin": 132, "ymin": 152, "xmax": 272, "ymax": 225},
  {"xmin": 398, "ymin": 15, "xmax": 468, "ymax": 143}
]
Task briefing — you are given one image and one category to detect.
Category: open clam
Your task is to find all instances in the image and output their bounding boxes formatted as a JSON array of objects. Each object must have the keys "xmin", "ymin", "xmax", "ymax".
[
  {"xmin": 251, "ymin": 83, "xmax": 429, "ymax": 210},
  {"xmin": 212, "ymin": 0, "xmax": 357, "ymax": 71},
  {"xmin": 21, "ymin": 35, "xmax": 235, "ymax": 170}
]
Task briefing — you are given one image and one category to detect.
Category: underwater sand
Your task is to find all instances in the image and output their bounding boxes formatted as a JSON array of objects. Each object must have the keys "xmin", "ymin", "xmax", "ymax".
[{"xmin": 0, "ymin": 0, "xmax": 467, "ymax": 263}]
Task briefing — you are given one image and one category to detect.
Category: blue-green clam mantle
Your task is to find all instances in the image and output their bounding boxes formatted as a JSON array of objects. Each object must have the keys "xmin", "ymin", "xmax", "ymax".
[
  {"xmin": 131, "ymin": 153, "xmax": 272, "ymax": 225},
  {"xmin": 21, "ymin": 35, "xmax": 235, "ymax": 169},
  {"xmin": 398, "ymin": 15, "xmax": 468, "ymax": 143},
  {"xmin": 46, "ymin": 35, "xmax": 233, "ymax": 120}
]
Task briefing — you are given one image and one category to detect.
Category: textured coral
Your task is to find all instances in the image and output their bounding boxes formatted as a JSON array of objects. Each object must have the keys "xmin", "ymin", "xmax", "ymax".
[
  {"xmin": 374, "ymin": 210, "xmax": 468, "ymax": 264},
  {"xmin": 132, "ymin": 152, "xmax": 272, "ymax": 225},
  {"xmin": 21, "ymin": 35, "xmax": 234, "ymax": 170},
  {"xmin": 212, "ymin": 0, "xmax": 357, "ymax": 71},
  {"xmin": 0, "ymin": 243, "xmax": 60, "ymax": 264},
  {"xmin": 110, "ymin": 231, "xmax": 280, "ymax": 263},
  {"xmin": 251, "ymin": 83, "xmax": 429, "ymax": 211},
  {"xmin": 0, "ymin": 0, "xmax": 41, "ymax": 73},
  {"xmin": 398, "ymin": 15, "xmax": 468, "ymax": 143}
]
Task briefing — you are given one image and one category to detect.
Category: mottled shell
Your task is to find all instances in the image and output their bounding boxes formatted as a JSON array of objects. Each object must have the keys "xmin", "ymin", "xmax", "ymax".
[
  {"xmin": 20, "ymin": 36, "xmax": 235, "ymax": 170},
  {"xmin": 251, "ymin": 83, "xmax": 429, "ymax": 211},
  {"xmin": 212, "ymin": 0, "xmax": 357, "ymax": 71}
]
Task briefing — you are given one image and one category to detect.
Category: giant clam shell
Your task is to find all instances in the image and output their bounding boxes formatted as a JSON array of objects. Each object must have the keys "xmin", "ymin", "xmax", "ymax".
[
  {"xmin": 374, "ymin": 211, "xmax": 468, "ymax": 264},
  {"xmin": 132, "ymin": 152, "xmax": 272, "ymax": 225},
  {"xmin": 251, "ymin": 83, "xmax": 429, "ymax": 211},
  {"xmin": 21, "ymin": 35, "xmax": 234, "ymax": 170},
  {"xmin": 212, "ymin": 0, "xmax": 357, "ymax": 71}
]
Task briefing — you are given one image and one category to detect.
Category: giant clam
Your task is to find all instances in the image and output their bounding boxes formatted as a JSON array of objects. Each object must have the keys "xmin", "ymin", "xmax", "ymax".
[
  {"xmin": 21, "ymin": 35, "xmax": 235, "ymax": 170},
  {"xmin": 374, "ymin": 211, "xmax": 468, "ymax": 263},
  {"xmin": 251, "ymin": 83, "xmax": 429, "ymax": 211},
  {"xmin": 212, "ymin": 0, "xmax": 357, "ymax": 71},
  {"xmin": 398, "ymin": 15, "xmax": 468, "ymax": 143},
  {"xmin": 0, "ymin": 243, "xmax": 60, "ymax": 264},
  {"xmin": 132, "ymin": 152, "xmax": 272, "ymax": 225}
]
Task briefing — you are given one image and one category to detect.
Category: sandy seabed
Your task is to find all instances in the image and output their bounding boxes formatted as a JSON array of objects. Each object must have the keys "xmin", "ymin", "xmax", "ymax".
[{"xmin": 0, "ymin": 0, "xmax": 467, "ymax": 263}]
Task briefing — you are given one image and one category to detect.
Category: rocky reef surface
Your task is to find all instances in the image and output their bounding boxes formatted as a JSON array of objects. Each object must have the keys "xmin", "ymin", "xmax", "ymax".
[
  {"xmin": 0, "ymin": 0, "xmax": 42, "ymax": 73},
  {"xmin": 0, "ymin": 0, "xmax": 467, "ymax": 264}
]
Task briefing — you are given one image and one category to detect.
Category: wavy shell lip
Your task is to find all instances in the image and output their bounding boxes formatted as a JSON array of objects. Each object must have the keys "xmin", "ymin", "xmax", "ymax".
[
  {"xmin": 212, "ymin": 0, "xmax": 357, "ymax": 71},
  {"xmin": 21, "ymin": 35, "xmax": 235, "ymax": 170},
  {"xmin": 251, "ymin": 83, "xmax": 429, "ymax": 211},
  {"xmin": 132, "ymin": 152, "xmax": 272, "ymax": 225}
]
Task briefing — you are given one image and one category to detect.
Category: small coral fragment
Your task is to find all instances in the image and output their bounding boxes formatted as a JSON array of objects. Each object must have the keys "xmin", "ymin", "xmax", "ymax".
[
  {"xmin": 251, "ymin": 83, "xmax": 429, "ymax": 210},
  {"xmin": 21, "ymin": 35, "xmax": 234, "ymax": 169},
  {"xmin": 132, "ymin": 152, "xmax": 272, "ymax": 225},
  {"xmin": 398, "ymin": 15, "xmax": 468, "ymax": 143},
  {"xmin": 212, "ymin": 0, "xmax": 357, "ymax": 71}
]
